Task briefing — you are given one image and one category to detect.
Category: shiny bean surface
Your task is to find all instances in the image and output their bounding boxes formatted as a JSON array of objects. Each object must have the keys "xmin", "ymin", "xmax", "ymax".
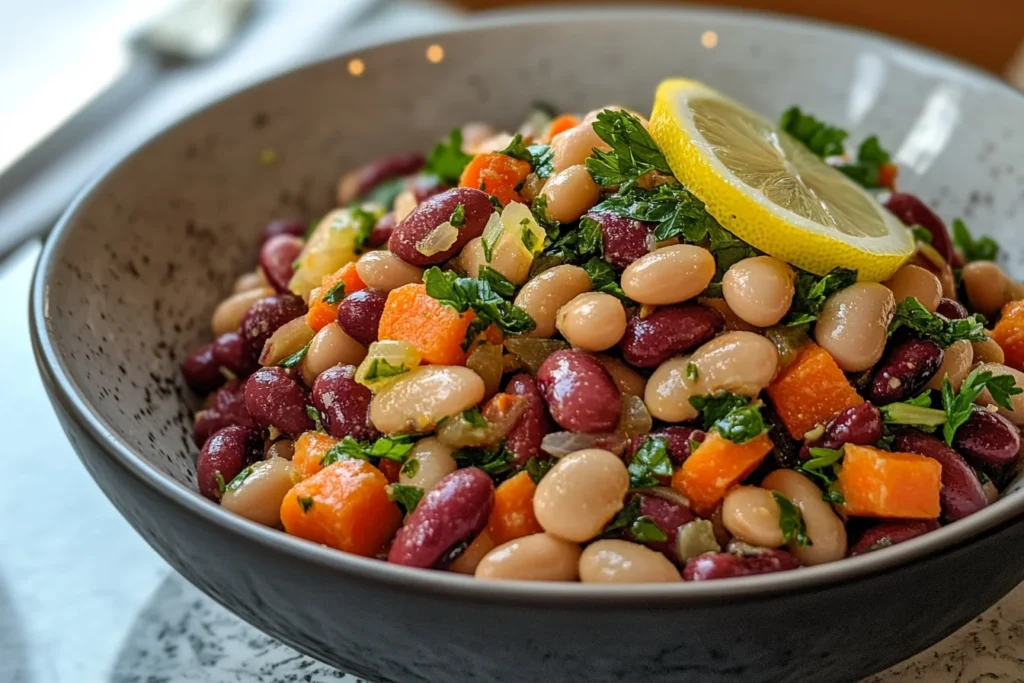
[
  {"xmin": 952, "ymin": 410, "xmax": 1021, "ymax": 466},
  {"xmin": 550, "ymin": 122, "xmax": 609, "ymax": 172},
  {"xmin": 814, "ymin": 283, "xmax": 895, "ymax": 372},
  {"xmin": 925, "ymin": 339, "xmax": 973, "ymax": 391},
  {"xmin": 312, "ymin": 365, "xmax": 377, "ymax": 441},
  {"xmin": 533, "ymin": 449, "xmax": 629, "ymax": 543},
  {"xmin": 586, "ymin": 211, "xmax": 654, "ymax": 268},
  {"xmin": 683, "ymin": 549, "xmax": 800, "ymax": 580},
  {"xmin": 370, "ymin": 365, "xmax": 485, "ymax": 434},
  {"xmin": 850, "ymin": 519, "xmax": 940, "ymax": 555},
  {"xmin": 355, "ymin": 250, "xmax": 425, "ymax": 292},
  {"xmin": 259, "ymin": 235, "xmax": 304, "ymax": 293},
  {"xmin": 761, "ymin": 470, "xmax": 847, "ymax": 565},
  {"xmin": 578, "ymin": 540, "xmax": 681, "ymax": 584},
  {"xmin": 244, "ymin": 367, "xmax": 314, "ymax": 437},
  {"xmin": 258, "ymin": 316, "xmax": 315, "ymax": 367},
  {"xmin": 885, "ymin": 193, "xmax": 956, "ymax": 265},
  {"xmin": 935, "ymin": 298, "xmax": 969, "ymax": 320},
  {"xmin": 514, "ymin": 265, "xmax": 592, "ymax": 338},
  {"xmin": 389, "ymin": 187, "xmax": 494, "ymax": 266},
  {"xmin": 504, "ymin": 373, "xmax": 552, "ymax": 466},
  {"xmin": 962, "ymin": 261, "xmax": 1015, "ymax": 318},
  {"xmin": 690, "ymin": 331, "xmax": 780, "ymax": 396},
  {"xmin": 182, "ymin": 342, "xmax": 226, "ymax": 396},
  {"xmin": 721, "ymin": 486, "xmax": 785, "ymax": 548},
  {"xmin": 539, "ymin": 165, "xmax": 601, "ymax": 224},
  {"xmin": 555, "ymin": 292, "xmax": 627, "ymax": 352},
  {"xmin": 399, "ymin": 437, "xmax": 457, "ymax": 490},
  {"xmin": 870, "ymin": 338, "xmax": 944, "ymax": 404},
  {"xmin": 974, "ymin": 363, "xmax": 1024, "ymax": 424},
  {"xmin": 972, "ymin": 337, "xmax": 1005, "ymax": 365},
  {"xmin": 211, "ymin": 287, "xmax": 274, "ymax": 337},
  {"xmin": 240, "ymin": 294, "xmax": 308, "ymax": 354},
  {"xmin": 894, "ymin": 431, "xmax": 987, "ymax": 521},
  {"xmin": 460, "ymin": 235, "xmax": 533, "ymax": 286},
  {"xmin": 475, "ymin": 533, "xmax": 582, "ymax": 581},
  {"xmin": 536, "ymin": 350, "xmax": 622, "ymax": 432},
  {"xmin": 620, "ymin": 303, "xmax": 724, "ymax": 368},
  {"xmin": 192, "ymin": 382, "xmax": 256, "ymax": 446},
  {"xmin": 883, "ymin": 264, "xmax": 942, "ymax": 312},
  {"xmin": 337, "ymin": 288, "xmax": 388, "ymax": 346},
  {"xmin": 621, "ymin": 245, "xmax": 716, "ymax": 305},
  {"xmin": 300, "ymin": 322, "xmax": 368, "ymax": 386},
  {"xmin": 220, "ymin": 457, "xmax": 299, "ymax": 527},
  {"xmin": 645, "ymin": 357, "xmax": 699, "ymax": 423},
  {"xmin": 196, "ymin": 426, "xmax": 262, "ymax": 501},
  {"xmin": 213, "ymin": 331, "xmax": 258, "ymax": 378},
  {"xmin": 722, "ymin": 256, "xmax": 796, "ymax": 327}
]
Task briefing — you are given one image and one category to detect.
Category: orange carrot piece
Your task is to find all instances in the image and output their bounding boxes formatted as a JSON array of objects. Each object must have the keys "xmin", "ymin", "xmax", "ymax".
[
  {"xmin": 487, "ymin": 471, "xmax": 543, "ymax": 545},
  {"xmin": 377, "ymin": 283, "xmax": 501, "ymax": 365},
  {"xmin": 992, "ymin": 300, "xmax": 1024, "ymax": 371},
  {"xmin": 280, "ymin": 459, "xmax": 401, "ymax": 556},
  {"xmin": 878, "ymin": 163, "xmax": 899, "ymax": 191},
  {"xmin": 766, "ymin": 342, "xmax": 865, "ymax": 438},
  {"xmin": 837, "ymin": 445, "xmax": 942, "ymax": 519},
  {"xmin": 306, "ymin": 262, "xmax": 367, "ymax": 332},
  {"xmin": 292, "ymin": 431, "xmax": 339, "ymax": 479},
  {"xmin": 543, "ymin": 114, "xmax": 580, "ymax": 142},
  {"xmin": 458, "ymin": 152, "xmax": 531, "ymax": 206},
  {"xmin": 672, "ymin": 432, "xmax": 773, "ymax": 516}
]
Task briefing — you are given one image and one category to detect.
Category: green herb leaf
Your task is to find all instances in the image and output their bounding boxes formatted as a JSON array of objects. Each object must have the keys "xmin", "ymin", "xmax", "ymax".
[
  {"xmin": 779, "ymin": 107, "xmax": 848, "ymax": 158},
  {"xmin": 279, "ymin": 342, "xmax": 311, "ymax": 369},
  {"xmin": 586, "ymin": 109, "xmax": 672, "ymax": 186},
  {"xmin": 225, "ymin": 465, "xmax": 254, "ymax": 493},
  {"xmin": 400, "ymin": 457, "xmax": 420, "ymax": 478},
  {"xmin": 321, "ymin": 434, "xmax": 417, "ymax": 467},
  {"xmin": 715, "ymin": 405, "xmax": 768, "ymax": 445},
  {"xmin": 351, "ymin": 207, "xmax": 378, "ymax": 253},
  {"xmin": 627, "ymin": 435, "xmax": 674, "ymax": 488},
  {"xmin": 942, "ymin": 370, "xmax": 1023, "ymax": 444},
  {"xmin": 689, "ymin": 392, "xmax": 751, "ymax": 431},
  {"xmin": 214, "ymin": 471, "xmax": 227, "ymax": 496},
  {"xmin": 531, "ymin": 195, "xmax": 560, "ymax": 241},
  {"xmin": 453, "ymin": 443, "xmax": 516, "ymax": 478},
  {"xmin": 528, "ymin": 144, "xmax": 554, "ymax": 179},
  {"xmin": 604, "ymin": 497, "xmax": 642, "ymax": 535},
  {"xmin": 461, "ymin": 407, "xmax": 488, "ymax": 429},
  {"xmin": 836, "ymin": 136, "xmax": 892, "ymax": 188},
  {"xmin": 497, "ymin": 134, "xmax": 534, "ymax": 164},
  {"xmin": 796, "ymin": 447, "xmax": 846, "ymax": 500},
  {"xmin": 424, "ymin": 129, "xmax": 474, "ymax": 185},
  {"xmin": 422, "ymin": 267, "xmax": 536, "ymax": 343},
  {"xmin": 686, "ymin": 362, "xmax": 699, "ymax": 382},
  {"xmin": 449, "ymin": 203, "xmax": 466, "ymax": 228},
  {"xmin": 322, "ymin": 282, "xmax": 346, "ymax": 305},
  {"xmin": 577, "ymin": 216, "xmax": 605, "ymax": 256},
  {"xmin": 630, "ymin": 516, "xmax": 669, "ymax": 543},
  {"xmin": 362, "ymin": 357, "xmax": 409, "ymax": 381},
  {"xmin": 524, "ymin": 456, "xmax": 556, "ymax": 484},
  {"xmin": 952, "ymin": 218, "xmax": 999, "ymax": 263},
  {"xmin": 387, "ymin": 484, "xmax": 424, "ymax": 515},
  {"xmin": 591, "ymin": 182, "xmax": 719, "ymax": 245},
  {"xmin": 880, "ymin": 391, "xmax": 945, "ymax": 432},
  {"xmin": 297, "ymin": 496, "xmax": 315, "ymax": 513},
  {"xmin": 477, "ymin": 266, "xmax": 516, "ymax": 298},
  {"xmin": 306, "ymin": 405, "xmax": 325, "ymax": 433},
  {"xmin": 888, "ymin": 297, "xmax": 987, "ymax": 347},
  {"xmin": 357, "ymin": 176, "xmax": 406, "ymax": 209},
  {"xmin": 773, "ymin": 492, "xmax": 812, "ymax": 546},
  {"xmin": 521, "ymin": 222, "xmax": 539, "ymax": 252},
  {"xmin": 784, "ymin": 267, "xmax": 858, "ymax": 326},
  {"xmin": 582, "ymin": 257, "xmax": 631, "ymax": 303},
  {"xmin": 911, "ymin": 225, "xmax": 933, "ymax": 245}
]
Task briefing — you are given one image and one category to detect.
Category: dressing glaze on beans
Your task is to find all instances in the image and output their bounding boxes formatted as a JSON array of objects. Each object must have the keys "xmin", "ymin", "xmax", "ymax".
[{"xmin": 180, "ymin": 102, "xmax": 1024, "ymax": 584}]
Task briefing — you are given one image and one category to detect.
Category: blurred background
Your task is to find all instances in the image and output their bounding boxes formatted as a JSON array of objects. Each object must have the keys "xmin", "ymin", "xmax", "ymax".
[{"xmin": 1, "ymin": 2, "xmax": 1023, "ymax": 682}]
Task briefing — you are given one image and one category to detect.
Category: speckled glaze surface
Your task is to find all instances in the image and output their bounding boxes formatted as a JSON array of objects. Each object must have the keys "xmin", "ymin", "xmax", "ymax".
[{"xmin": 30, "ymin": 8, "xmax": 1024, "ymax": 683}]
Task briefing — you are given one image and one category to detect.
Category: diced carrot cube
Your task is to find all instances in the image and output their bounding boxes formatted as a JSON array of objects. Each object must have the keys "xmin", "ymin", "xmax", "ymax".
[
  {"xmin": 837, "ymin": 444, "xmax": 942, "ymax": 519},
  {"xmin": 671, "ymin": 431, "xmax": 773, "ymax": 516},
  {"xmin": 306, "ymin": 262, "xmax": 366, "ymax": 332},
  {"xmin": 766, "ymin": 342, "xmax": 864, "ymax": 438}
]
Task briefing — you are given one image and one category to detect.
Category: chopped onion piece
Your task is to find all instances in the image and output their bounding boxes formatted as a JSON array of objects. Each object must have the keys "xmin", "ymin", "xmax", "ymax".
[
  {"xmin": 504, "ymin": 337, "xmax": 569, "ymax": 375},
  {"xmin": 676, "ymin": 519, "xmax": 721, "ymax": 563},
  {"xmin": 541, "ymin": 431, "xmax": 629, "ymax": 457},
  {"xmin": 437, "ymin": 394, "xmax": 528, "ymax": 448},
  {"xmin": 416, "ymin": 221, "xmax": 460, "ymax": 256},
  {"xmin": 355, "ymin": 340, "xmax": 420, "ymax": 392},
  {"xmin": 500, "ymin": 201, "xmax": 545, "ymax": 255},
  {"xmin": 259, "ymin": 316, "xmax": 315, "ymax": 366},
  {"xmin": 619, "ymin": 394, "xmax": 652, "ymax": 439},
  {"xmin": 644, "ymin": 486, "xmax": 692, "ymax": 509},
  {"xmin": 480, "ymin": 212, "xmax": 505, "ymax": 263}
]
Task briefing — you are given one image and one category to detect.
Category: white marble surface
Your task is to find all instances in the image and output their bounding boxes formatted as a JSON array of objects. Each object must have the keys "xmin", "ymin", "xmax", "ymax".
[{"xmin": 2, "ymin": 3, "xmax": 1023, "ymax": 682}]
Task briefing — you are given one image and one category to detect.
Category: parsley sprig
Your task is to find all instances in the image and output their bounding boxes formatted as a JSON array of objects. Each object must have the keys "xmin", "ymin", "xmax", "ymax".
[
  {"xmin": 586, "ymin": 110, "xmax": 673, "ymax": 186},
  {"xmin": 453, "ymin": 443, "xmax": 516, "ymax": 478},
  {"xmin": 387, "ymin": 484, "xmax": 424, "ymax": 515},
  {"xmin": 952, "ymin": 218, "xmax": 999, "ymax": 263},
  {"xmin": 591, "ymin": 182, "xmax": 721, "ymax": 244},
  {"xmin": 422, "ymin": 266, "xmax": 536, "ymax": 349},
  {"xmin": 321, "ymin": 434, "xmax": 417, "ymax": 467},
  {"xmin": 796, "ymin": 447, "xmax": 846, "ymax": 504},
  {"xmin": 888, "ymin": 297, "xmax": 987, "ymax": 347},
  {"xmin": 780, "ymin": 107, "xmax": 848, "ymax": 157},
  {"xmin": 603, "ymin": 497, "xmax": 669, "ymax": 543},
  {"xmin": 941, "ymin": 370, "xmax": 1021, "ymax": 444},
  {"xmin": 581, "ymin": 257, "xmax": 630, "ymax": 302},
  {"xmin": 689, "ymin": 392, "xmax": 768, "ymax": 444},
  {"xmin": 784, "ymin": 267, "xmax": 858, "ymax": 326},
  {"xmin": 424, "ymin": 129, "xmax": 474, "ymax": 185},
  {"xmin": 836, "ymin": 136, "xmax": 892, "ymax": 189},
  {"xmin": 773, "ymin": 492, "xmax": 812, "ymax": 546},
  {"xmin": 627, "ymin": 435, "xmax": 674, "ymax": 488}
]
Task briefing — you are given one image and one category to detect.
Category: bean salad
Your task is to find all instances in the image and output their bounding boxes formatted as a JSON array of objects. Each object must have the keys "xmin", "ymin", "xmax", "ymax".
[{"xmin": 181, "ymin": 95, "xmax": 1024, "ymax": 584}]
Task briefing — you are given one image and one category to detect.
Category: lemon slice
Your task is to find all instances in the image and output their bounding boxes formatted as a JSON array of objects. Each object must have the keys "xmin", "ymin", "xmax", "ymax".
[{"xmin": 649, "ymin": 79, "xmax": 913, "ymax": 280}]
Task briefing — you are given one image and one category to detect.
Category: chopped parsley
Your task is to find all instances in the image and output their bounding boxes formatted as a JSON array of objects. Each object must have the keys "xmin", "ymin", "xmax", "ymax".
[
  {"xmin": 952, "ymin": 218, "xmax": 999, "ymax": 263},
  {"xmin": 387, "ymin": 484, "xmax": 424, "ymax": 515},
  {"xmin": 630, "ymin": 515, "xmax": 670, "ymax": 543},
  {"xmin": 531, "ymin": 195, "xmax": 560, "ymax": 242},
  {"xmin": 225, "ymin": 466, "xmax": 253, "ymax": 493},
  {"xmin": 321, "ymin": 282, "xmax": 346, "ymax": 305},
  {"xmin": 524, "ymin": 456, "xmax": 556, "ymax": 484},
  {"xmin": 784, "ymin": 267, "xmax": 858, "ymax": 326},
  {"xmin": 362, "ymin": 357, "xmax": 409, "ymax": 381},
  {"xmin": 544, "ymin": 215, "xmax": 604, "ymax": 263},
  {"xmin": 911, "ymin": 226, "xmax": 933, "ymax": 244},
  {"xmin": 689, "ymin": 392, "xmax": 751, "ymax": 430},
  {"xmin": 351, "ymin": 207, "xmax": 378, "ymax": 253},
  {"xmin": 449, "ymin": 203, "xmax": 466, "ymax": 228},
  {"xmin": 528, "ymin": 144, "xmax": 554, "ymax": 178},
  {"xmin": 400, "ymin": 457, "xmax": 420, "ymax": 478},
  {"xmin": 521, "ymin": 221, "xmax": 540, "ymax": 252},
  {"xmin": 582, "ymin": 257, "xmax": 630, "ymax": 303},
  {"xmin": 306, "ymin": 405, "xmax": 325, "ymax": 432},
  {"xmin": 685, "ymin": 362, "xmax": 699, "ymax": 382},
  {"xmin": 278, "ymin": 342, "xmax": 311, "ymax": 369},
  {"xmin": 424, "ymin": 129, "xmax": 474, "ymax": 185},
  {"xmin": 214, "ymin": 471, "xmax": 227, "ymax": 497},
  {"xmin": 773, "ymin": 492, "xmax": 812, "ymax": 546},
  {"xmin": 297, "ymin": 496, "xmax": 315, "ymax": 513},
  {"xmin": 888, "ymin": 297, "xmax": 987, "ymax": 347},
  {"xmin": 836, "ymin": 136, "xmax": 893, "ymax": 189},
  {"xmin": 585, "ymin": 109, "xmax": 673, "ymax": 186},
  {"xmin": 591, "ymin": 181, "xmax": 720, "ymax": 244},
  {"xmin": 780, "ymin": 107, "xmax": 848, "ymax": 158},
  {"xmin": 453, "ymin": 443, "xmax": 516, "ymax": 478},
  {"xmin": 422, "ymin": 266, "xmax": 535, "ymax": 348},
  {"xmin": 461, "ymin": 407, "xmax": 488, "ymax": 429},
  {"xmin": 690, "ymin": 392, "xmax": 767, "ymax": 444},
  {"xmin": 880, "ymin": 391, "xmax": 944, "ymax": 432},
  {"xmin": 796, "ymin": 447, "xmax": 846, "ymax": 504},
  {"xmin": 627, "ymin": 435, "xmax": 674, "ymax": 488},
  {"xmin": 603, "ymin": 497, "xmax": 668, "ymax": 542},
  {"xmin": 496, "ymin": 134, "xmax": 534, "ymax": 164},
  {"xmin": 942, "ymin": 369, "xmax": 1022, "ymax": 445},
  {"xmin": 321, "ymin": 434, "xmax": 417, "ymax": 467}
]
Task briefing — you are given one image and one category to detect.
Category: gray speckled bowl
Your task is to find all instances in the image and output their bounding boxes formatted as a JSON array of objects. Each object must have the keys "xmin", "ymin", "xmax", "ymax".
[{"xmin": 30, "ymin": 8, "xmax": 1024, "ymax": 683}]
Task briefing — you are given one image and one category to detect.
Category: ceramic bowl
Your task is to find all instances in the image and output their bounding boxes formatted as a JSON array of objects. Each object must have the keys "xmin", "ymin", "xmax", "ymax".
[{"xmin": 31, "ymin": 8, "xmax": 1024, "ymax": 682}]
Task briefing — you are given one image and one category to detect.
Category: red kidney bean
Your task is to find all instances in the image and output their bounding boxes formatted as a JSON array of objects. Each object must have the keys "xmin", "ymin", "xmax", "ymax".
[
  {"xmin": 953, "ymin": 410, "xmax": 1022, "ymax": 466},
  {"xmin": 181, "ymin": 342, "xmax": 225, "ymax": 395},
  {"xmin": 336, "ymin": 289, "xmax": 388, "ymax": 346},
  {"xmin": 240, "ymin": 294, "xmax": 307, "ymax": 354},
  {"xmin": 885, "ymin": 193, "xmax": 955, "ymax": 265},
  {"xmin": 620, "ymin": 303, "xmax": 725, "ymax": 368},
  {"xmin": 213, "ymin": 332, "xmax": 258, "ymax": 378},
  {"xmin": 850, "ymin": 519, "xmax": 940, "ymax": 555},
  {"xmin": 193, "ymin": 381, "xmax": 257, "ymax": 446},
  {"xmin": 870, "ymin": 338, "xmax": 944, "ymax": 404},
  {"xmin": 368, "ymin": 212, "xmax": 396, "ymax": 248},
  {"xmin": 259, "ymin": 235, "xmax": 304, "ymax": 293},
  {"xmin": 348, "ymin": 152, "xmax": 425, "ymax": 202},
  {"xmin": 387, "ymin": 468, "xmax": 495, "ymax": 568},
  {"xmin": 628, "ymin": 427, "xmax": 705, "ymax": 465},
  {"xmin": 823, "ymin": 403, "xmax": 883, "ymax": 449},
  {"xmin": 683, "ymin": 549, "xmax": 800, "ymax": 581},
  {"xmin": 244, "ymin": 367, "xmax": 314, "ymax": 437},
  {"xmin": 196, "ymin": 425, "xmax": 262, "ymax": 501},
  {"xmin": 262, "ymin": 218, "xmax": 306, "ymax": 242},
  {"xmin": 407, "ymin": 174, "xmax": 449, "ymax": 203},
  {"xmin": 504, "ymin": 373, "xmax": 552, "ymax": 466},
  {"xmin": 895, "ymin": 430, "xmax": 987, "ymax": 521},
  {"xmin": 630, "ymin": 494, "xmax": 695, "ymax": 558},
  {"xmin": 586, "ymin": 211, "xmax": 654, "ymax": 269},
  {"xmin": 935, "ymin": 298, "xmax": 968, "ymax": 320},
  {"xmin": 311, "ymin": 365, "xmax": 378, "ymax": 441},
  {"xmin": 388, "ymin": 188, "xmax": 494, "ymax": 266},
  {"xmin": 536, "ymin": 350, "xmax": 622, "ymax": 433}
]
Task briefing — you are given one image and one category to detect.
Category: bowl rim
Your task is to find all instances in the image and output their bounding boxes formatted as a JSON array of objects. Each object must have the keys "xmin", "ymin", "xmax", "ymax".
[{"xmin": 31, "ymin": 5, "xmax": 1024, "ymax": 606}]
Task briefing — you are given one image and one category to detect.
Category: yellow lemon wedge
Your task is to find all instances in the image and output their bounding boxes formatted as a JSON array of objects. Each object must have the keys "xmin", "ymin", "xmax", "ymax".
[{"xmin": 649, "ymin": 79, "xmax": 913, "ymax": 281}]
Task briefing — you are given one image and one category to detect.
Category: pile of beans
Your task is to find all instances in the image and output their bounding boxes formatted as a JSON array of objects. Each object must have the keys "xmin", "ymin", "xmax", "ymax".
[{"xmin": 180, "ymin": 107, "xmax": 1024, "ymax": 584}]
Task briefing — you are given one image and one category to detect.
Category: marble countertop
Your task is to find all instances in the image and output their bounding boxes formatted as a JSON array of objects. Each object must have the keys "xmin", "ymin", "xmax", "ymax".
[{"xmin": 2, "ymin": 4, "xmax": 1023, "ymax": 682}]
